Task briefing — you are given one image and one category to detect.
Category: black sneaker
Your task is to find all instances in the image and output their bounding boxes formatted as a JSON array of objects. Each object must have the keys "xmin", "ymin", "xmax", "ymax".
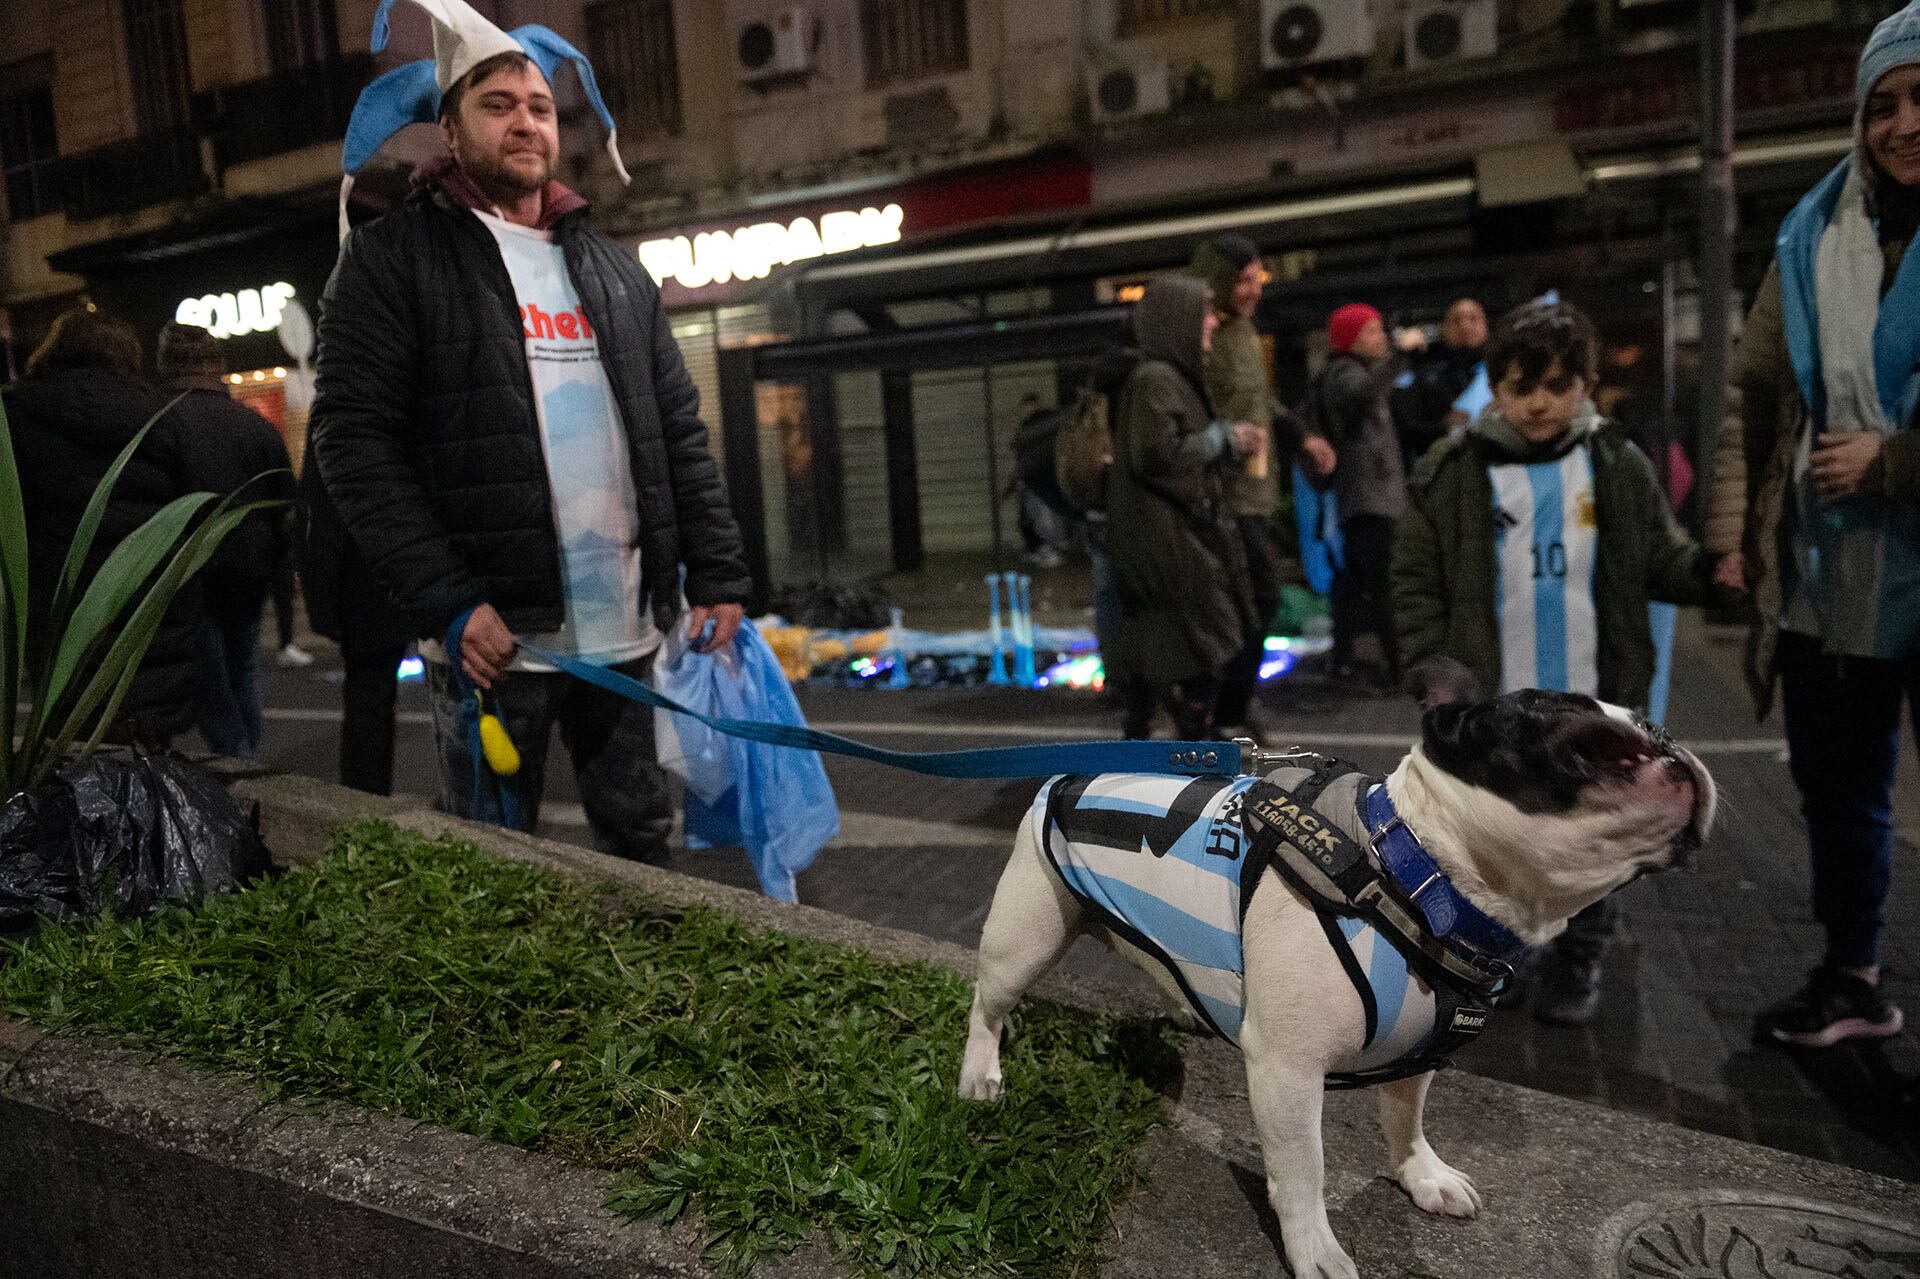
[{"xmin": 1756, "ymin": 967, "xmax": 1905, "ymax": 1048}]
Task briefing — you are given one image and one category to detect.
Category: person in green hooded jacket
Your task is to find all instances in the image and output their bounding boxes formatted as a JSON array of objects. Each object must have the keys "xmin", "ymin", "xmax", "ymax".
[
  {"xmin": 1392, "ymin": 299, "xmax": 1716, "ymax": 1025},
  {"xmin": 1190, "ymin": 234, "xmax": 1333, "ymax": 739},
  {"xmin": 1106, "ymin": 274, "xmax": 1263, "ymax": 740}
]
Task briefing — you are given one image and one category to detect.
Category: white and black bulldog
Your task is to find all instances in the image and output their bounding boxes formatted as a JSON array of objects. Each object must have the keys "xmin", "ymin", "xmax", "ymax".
[{"xmin": 959, "ymin": 671, "xmax": 1715, "ymax": 1279}]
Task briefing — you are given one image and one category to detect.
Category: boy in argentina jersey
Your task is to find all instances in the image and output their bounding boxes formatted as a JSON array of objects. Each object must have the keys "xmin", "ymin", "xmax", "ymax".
[{"xmin": 1391, "ymin": 300, "xmax": 1716, "ymax": 1025}]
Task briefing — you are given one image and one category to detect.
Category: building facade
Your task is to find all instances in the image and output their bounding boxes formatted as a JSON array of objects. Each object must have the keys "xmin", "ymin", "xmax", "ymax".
[{"xmin": 0, "ymin": 0, "xmax": 1893, "ymax": 594}]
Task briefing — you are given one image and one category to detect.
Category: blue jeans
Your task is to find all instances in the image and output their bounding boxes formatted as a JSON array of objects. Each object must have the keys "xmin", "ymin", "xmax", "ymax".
[
  {"xmin": 425, "ymin": 654, "xmax": 674, "ymax": 865},
  {"xmin": 196, "ymin": 600, "xmax": 264, "ymax": 757},
  {"xmin": 1778, "ymin": 630, "xmax": 1914, "ymax": 969}
]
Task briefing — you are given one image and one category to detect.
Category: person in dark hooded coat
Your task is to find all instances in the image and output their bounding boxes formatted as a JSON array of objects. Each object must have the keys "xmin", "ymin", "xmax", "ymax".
[
  {"xmin": 1105, "ymin": 275, "xmax": 1261, "ymax": 739},
  {"xmin": 157, "ymin": 321, "xmax": 295, "ymax": 759},
  {"xmin": 5, "ymin": 306, "xmax": 202, "ymax": 747}
]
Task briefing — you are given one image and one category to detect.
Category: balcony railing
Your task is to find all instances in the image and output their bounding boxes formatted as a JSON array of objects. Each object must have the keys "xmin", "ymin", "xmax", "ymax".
[
  {"xmin": 194, "ymin": 54, "xmax": 372, "ymax": 171},
  {"xmin": 58, "ymin": 127, "xmax": 207, "ymax": 221}
]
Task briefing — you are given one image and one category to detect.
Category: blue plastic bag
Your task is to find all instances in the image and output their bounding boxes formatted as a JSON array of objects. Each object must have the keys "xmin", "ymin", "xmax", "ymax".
[
  {"xmin": 652, "ymin": 628, "xmax": 733, "ymax": 806},
  {"xmin": 656, "ymin": 618, "xmax": 839, "ymax": 902},
  {"xmin": 1292, "ymin": 464, "xmax": 1345, "ymax": 595}
]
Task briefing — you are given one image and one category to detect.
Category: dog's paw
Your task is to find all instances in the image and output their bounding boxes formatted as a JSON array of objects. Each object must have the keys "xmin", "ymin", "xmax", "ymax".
[
  {"xmin": 1282, "ymin": 1227, "xmax": 1359, "ymax": 1279},
  {"xmin": 1164, "ymin": 1003, "xmax": 1206, "ymax": 1034},
  {"xmin": 1394, "ymin": 1150, "xmax": 1481, "ymax": 1218},
  {"xmin": 955, "ymin": 1071, "xmax": 1003, "ymax": 1102}
]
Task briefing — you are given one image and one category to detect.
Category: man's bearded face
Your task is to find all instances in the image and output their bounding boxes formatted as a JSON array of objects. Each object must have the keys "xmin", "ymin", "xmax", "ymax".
[{"xmin": 444, "ymin": 59, "xmax": 558, "ymax": 199}]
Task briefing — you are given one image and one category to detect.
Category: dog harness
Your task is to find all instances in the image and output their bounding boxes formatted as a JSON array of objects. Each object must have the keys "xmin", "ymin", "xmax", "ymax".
[{"xmin": 1038, "ymin": 757, "xmax": 1525, "ymax": 1087}]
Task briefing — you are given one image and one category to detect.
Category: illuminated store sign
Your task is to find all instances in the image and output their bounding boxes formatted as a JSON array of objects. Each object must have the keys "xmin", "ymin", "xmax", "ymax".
[
  {"xmin": 174, "ymin": 282, "xmax": 297, "ymax": 339},
  {"xmin": 637, "ymin": 204, "xmax": 904, "ymax": 292}
]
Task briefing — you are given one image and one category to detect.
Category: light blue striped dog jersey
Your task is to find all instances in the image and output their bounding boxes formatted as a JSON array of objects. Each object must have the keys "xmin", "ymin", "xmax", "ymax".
[{"xmin": 1036, "ymin": 769, "xmax": 1436, "ymax": 1073}]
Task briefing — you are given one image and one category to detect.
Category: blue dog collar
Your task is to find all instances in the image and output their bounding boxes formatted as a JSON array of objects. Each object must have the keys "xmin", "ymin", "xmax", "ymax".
[{"xmin": 1361, "ymin": 783, "xmax": 1529, "ymax": 967}]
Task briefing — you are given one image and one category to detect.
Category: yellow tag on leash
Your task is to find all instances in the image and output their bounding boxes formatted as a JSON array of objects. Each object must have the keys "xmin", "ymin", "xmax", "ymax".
[{"xmin": 479, "ymin": 712, "xmax": 521, "ymax": 776}]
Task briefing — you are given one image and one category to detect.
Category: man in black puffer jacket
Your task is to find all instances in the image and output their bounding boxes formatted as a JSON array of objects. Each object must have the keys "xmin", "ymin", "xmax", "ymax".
[{"xmin": 311, "ymin": 41, "xmax": 748, "ymax": 864}]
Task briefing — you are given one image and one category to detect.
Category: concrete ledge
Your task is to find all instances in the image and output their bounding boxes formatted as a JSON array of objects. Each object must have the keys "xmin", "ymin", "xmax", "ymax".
[{"xmin": 5, "ymin": 771, "xmax": 1914, "ymax": 1279}]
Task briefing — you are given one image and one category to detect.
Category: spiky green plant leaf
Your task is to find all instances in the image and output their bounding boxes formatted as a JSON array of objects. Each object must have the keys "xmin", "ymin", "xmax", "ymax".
[
  {"xmin": 41, "ymin": 395, "xmax": 187, "ymax": 673},
  {"xmin": 35, "ymin": 490, "xmax": 215, "ymax": 725},
  {"xmin": 65, "ymin": 499, "xmax": 278, "ymax": 770},
  {"xmin": 37, "ymin": 497, "xmax": 279, "ymax": 790},
  {"xmin": 0, "ymin": 386, "xmax": 283, "ymax": 795}
]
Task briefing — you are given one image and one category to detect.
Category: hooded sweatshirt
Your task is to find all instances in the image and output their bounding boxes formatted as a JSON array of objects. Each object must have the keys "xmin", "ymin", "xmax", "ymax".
[
  {"xmin": 1192, "ymin": 238, "xmax": 1286, "ymax": 517},
  {"xmin": 1104, "ymin": 276, "xmax": 1257, "ymax": 683},
  {"xmin": 1393, "ymin": 405, "xmax": 1710, "ymax": 709}
]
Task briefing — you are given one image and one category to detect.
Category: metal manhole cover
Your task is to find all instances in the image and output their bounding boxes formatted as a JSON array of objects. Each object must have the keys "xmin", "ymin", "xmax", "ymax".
[{"xmin": 1596, "ymin": 1191, "xmax": 1920, "ymax": 1278}]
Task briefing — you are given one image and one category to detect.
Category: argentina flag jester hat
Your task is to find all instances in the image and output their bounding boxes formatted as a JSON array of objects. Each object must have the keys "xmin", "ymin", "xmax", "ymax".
[{"xmin": 338, "ymin": 0, "xmax": 631, "ymax": 239}]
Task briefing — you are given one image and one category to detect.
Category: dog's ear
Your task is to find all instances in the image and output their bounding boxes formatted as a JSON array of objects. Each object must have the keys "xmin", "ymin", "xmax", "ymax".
[{"xmin": 1406, "ymin": 657, "xmax": 1479, "ymax": 713}]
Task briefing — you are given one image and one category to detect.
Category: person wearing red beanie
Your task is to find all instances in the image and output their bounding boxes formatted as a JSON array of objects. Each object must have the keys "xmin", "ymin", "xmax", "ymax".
[
  {"xmin": 1303, "ymin": 301, "xmax": 1410, "ymax": 686},
  {"xmin": 1327, "ymin": 303, "xmax": 1383, "ymax": 355}
]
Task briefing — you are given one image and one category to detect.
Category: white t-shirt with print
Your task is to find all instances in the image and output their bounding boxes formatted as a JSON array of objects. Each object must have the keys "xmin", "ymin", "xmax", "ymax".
[{"xmin": 474, "ymin": 209, "xmax": 660, "ymax": 669}]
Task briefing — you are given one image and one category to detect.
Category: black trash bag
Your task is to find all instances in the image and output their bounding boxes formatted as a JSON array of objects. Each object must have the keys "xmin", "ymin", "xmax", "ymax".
[{"xmin": 0, "ymin": 753, "xmax": 272, "ymax": 924}]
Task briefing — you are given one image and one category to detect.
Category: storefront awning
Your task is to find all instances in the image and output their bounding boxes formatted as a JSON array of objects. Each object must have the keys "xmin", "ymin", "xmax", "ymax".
[
  {"xmin": 45, "ymin": 195, "xmax": 336, "ymax": 275},
  {"xmin": 795, "ymin": 166, "xmax": 1476, "ymax": 310},
  {"xmin": 793, "ymin": 127, "xmax": 1853, "ymax": 316}
]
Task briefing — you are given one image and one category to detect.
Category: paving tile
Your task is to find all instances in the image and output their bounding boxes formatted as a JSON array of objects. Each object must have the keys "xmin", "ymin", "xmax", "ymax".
[{"xmin": 1748, "ymin": 1118, "xmax": 1842, "ymax": 1164}]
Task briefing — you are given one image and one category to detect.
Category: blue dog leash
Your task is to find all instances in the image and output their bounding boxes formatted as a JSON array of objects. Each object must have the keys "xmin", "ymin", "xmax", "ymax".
[
  {"xmin": 442, "ymin": 607, "xmax": 1247, "ymax": 786},
  {"xmin": 444, "ymin": 613, "xmax": 523, "ymax": 828},
  {"xmin": 523, "ymin": 640, "xmax": 1246, "ymax": 779}
]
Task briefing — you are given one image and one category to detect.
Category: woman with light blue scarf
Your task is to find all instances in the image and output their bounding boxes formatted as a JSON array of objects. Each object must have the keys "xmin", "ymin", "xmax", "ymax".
[{"xmin": 1707, "ymin": 1, "xmax": 1920, "ymax": 1048}]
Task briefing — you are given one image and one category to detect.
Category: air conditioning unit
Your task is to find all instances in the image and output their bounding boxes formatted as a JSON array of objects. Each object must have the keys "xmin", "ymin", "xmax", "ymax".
[
  {"xmin": 1404, "ymin": 0, "xmax": 1496, "ymax": 71},
  {"xmin": 736, "ymin": 6, "xmax": 820, "ymax": 84},
  {"xmin": 1087, "ymin": 56, "xmax": 1170, "ymax": 123},
  {"xmin": 1260, "ymin": 0, "xmax": 1374, "ymax": 71}
]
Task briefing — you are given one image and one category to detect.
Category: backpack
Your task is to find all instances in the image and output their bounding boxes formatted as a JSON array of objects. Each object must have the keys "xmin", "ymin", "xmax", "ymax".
[
  {"xmin": 1053, "ymin": 388, "xmax": 1114, "ymax": 514},
  {"xmin": 1013, "ymin": 407, "xmax": 1067, "ymax": 488}
]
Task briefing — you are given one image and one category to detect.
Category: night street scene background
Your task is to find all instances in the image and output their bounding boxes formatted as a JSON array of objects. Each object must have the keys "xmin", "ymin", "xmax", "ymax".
[{"xmin": 2, "ymin": 2, "xmax": 1919, "ymax": 1277}]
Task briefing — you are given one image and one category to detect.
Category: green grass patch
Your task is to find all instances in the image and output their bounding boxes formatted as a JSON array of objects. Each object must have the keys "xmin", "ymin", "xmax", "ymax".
[{"xmin": 0, "ymin": 820, "xmax": 1178, "ymax": 1276}]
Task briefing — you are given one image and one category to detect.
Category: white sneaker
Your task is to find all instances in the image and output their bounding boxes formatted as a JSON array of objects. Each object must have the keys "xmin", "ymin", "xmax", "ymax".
[
  {"xmin": 276, "ymin": 642, "xmax": 315, "ymax": 668},
  {"xmin": 1025, "ymin": 545, "xmax": 1067, "ymax": 570}
]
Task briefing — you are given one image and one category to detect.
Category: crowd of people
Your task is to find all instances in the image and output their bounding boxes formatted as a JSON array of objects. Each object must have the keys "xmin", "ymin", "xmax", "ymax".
[
  {"xmin": 1071, "ymin": 1, "xmax": 1920, "ymax": 1048},
  {"xmin": 3, "ymin": 0, "xmax": 1914, "ymax": 1061}
]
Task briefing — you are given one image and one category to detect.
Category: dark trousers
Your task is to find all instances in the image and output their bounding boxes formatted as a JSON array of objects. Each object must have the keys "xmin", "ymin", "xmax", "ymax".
[
  {"xmin": 1216, "ymin": 515, "xmax": 1284, "ymax": 727},
  {"xmin": 195, "ymin": 596, "xmax": 266, "ymax": 757},
  {"xmin": 1122, "ymin": 672, "xmax": 1222, "ymax": 741},
  {"xmin": 1330, "ymin": 514, "xmax": 1400, "ymax": 679},
  {"xmin": 271, "ymin": 554, "xmax": 298, "ymax": 650},
  {"xmin": 1778, "ymin": 630, "xmax": 1912, "ymax": 970},
  {"xmin": 339, "ymin": 638, "xmax": 407, "ymax": 796},
  {"xmin": 1083, "ymin": 519, "xmax": 1122, "ymax": 660},
  {"xmin": 1551, "ymin": 896, "xmax": 1619, "ymax": 967},
  {"xmin": 425, "ymin": 654, "xmax": 674, "ymax": 865}
]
